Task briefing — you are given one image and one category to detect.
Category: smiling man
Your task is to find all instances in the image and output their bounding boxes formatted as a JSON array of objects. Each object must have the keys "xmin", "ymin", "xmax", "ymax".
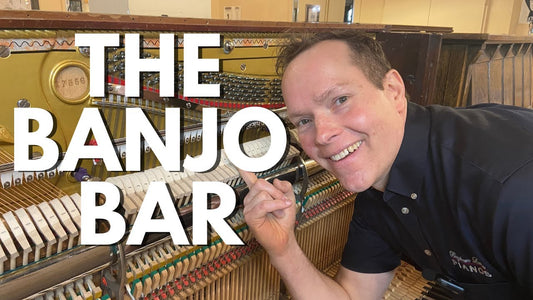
[{"xmin": 240, "ymin": 31, "xmax": 533, "ymax": 299}]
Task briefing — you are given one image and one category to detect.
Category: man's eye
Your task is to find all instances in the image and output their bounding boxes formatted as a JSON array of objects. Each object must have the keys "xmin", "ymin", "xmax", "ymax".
[
  {"xmin": 335, "ymin": 96, "xmax": 348, "ymax": 105},
  {"xmin": 297, "ymin": 119, "xmax": 311, "ymax": 127}
]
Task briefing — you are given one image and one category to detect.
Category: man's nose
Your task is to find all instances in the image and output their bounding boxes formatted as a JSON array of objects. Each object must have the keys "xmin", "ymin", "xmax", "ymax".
[{"xmin": 314, "ymin": 114, "xmax": 342, "ymax": 145}]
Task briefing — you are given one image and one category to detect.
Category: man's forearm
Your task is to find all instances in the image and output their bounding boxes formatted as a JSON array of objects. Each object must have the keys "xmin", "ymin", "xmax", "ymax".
[{"xmin": 268, "ymin": 238, "xmax": 351, "ymax": 300}]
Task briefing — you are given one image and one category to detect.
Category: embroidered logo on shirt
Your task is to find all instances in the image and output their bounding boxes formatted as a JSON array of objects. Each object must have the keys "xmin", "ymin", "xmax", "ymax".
[{"xmin": 449, "ymin": 251, "xmax": 493, "ymax": 278}]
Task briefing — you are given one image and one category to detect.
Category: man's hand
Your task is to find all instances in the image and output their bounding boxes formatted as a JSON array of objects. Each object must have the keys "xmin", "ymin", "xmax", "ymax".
[{"xmin": 239, "ymin": 169, "xmax": 297, "ymax": 257}]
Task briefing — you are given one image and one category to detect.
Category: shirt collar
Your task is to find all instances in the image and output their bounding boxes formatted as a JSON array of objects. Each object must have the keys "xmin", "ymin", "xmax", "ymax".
[{"xmin": 384, "ymin": 102, "xmax": 430, "ymax": 201}]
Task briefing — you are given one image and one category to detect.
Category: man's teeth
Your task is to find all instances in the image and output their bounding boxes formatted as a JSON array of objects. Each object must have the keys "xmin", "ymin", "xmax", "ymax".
[{"xmin": 330, "ymin": 141, "xmax": 363, "ymax": 161}]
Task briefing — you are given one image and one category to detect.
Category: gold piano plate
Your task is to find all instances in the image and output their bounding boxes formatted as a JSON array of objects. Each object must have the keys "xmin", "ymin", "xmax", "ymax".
[{"xmin": 49, "ymin": 61, "xmax": 90, "ymax": 105}]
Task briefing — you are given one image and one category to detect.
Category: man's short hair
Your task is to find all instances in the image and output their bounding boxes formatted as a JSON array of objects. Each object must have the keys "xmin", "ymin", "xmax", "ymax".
[{"xmin": 276, "ymin": 30, "xmax": 392, "ymax": 89}]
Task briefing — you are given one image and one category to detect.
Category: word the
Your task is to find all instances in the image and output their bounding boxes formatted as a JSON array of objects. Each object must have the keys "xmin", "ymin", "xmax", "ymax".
[{"xmin": 75, "ymin": 33, "xmax": 220, "ymax": 98}]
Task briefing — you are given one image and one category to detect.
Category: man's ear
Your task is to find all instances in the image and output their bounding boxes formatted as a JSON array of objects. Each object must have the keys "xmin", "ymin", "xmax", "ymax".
[{"xmin": 383, "ymin": 69, "xmax": 407, "ymax": 113}]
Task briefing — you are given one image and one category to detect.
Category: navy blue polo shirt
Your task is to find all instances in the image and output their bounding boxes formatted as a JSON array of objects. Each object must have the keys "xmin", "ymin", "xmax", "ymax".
[{"xmin": 340, "ymin": 102, "xmax": 533, "ymax": 298}]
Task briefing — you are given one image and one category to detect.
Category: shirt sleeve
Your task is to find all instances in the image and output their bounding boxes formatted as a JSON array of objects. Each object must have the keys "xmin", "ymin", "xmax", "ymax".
[
  {"xmin": 492, "ymin": 160, "xmax": 533, "ymax": 295},
  {"xmin": 340, "ymin": 194, "xmax": 401, "ymax": 273}
]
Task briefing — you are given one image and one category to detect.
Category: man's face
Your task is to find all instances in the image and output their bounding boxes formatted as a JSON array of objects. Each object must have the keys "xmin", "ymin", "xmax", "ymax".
[{"xmin": 282, "ymin": 40, "xmax": 407, "ymax": 192}]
